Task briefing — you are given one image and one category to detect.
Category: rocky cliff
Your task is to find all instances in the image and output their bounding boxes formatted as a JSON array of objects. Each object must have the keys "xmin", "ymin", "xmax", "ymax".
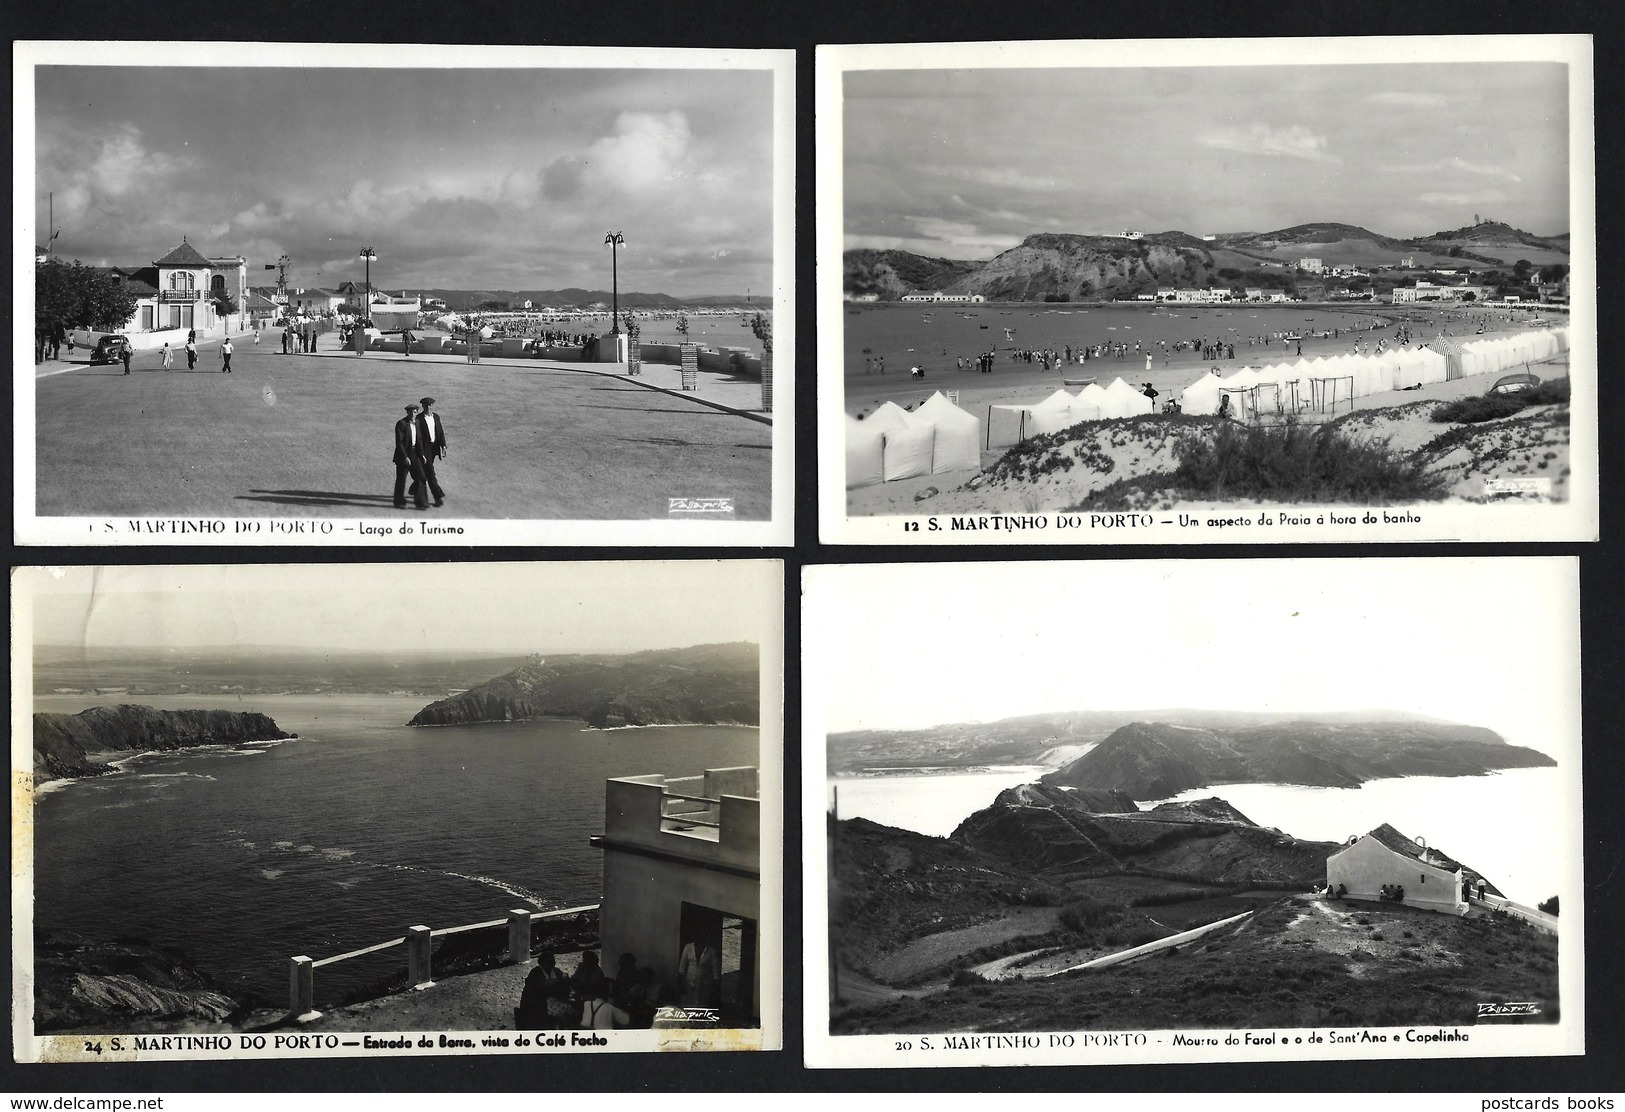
[
  {"xmin": 1042, "ymin": 719, "xmax": 1555, "ymax": 798},
  {"xmin": 408, "ymin": 641, "xmax": 758, "ymax": 729},
  {"xmin": 952, "ymin": 233, "xmax": 1217, "ymax": 301},
  {"xmin": 33, "ymin": 705, "xmax": 293, "ymax": 781}
]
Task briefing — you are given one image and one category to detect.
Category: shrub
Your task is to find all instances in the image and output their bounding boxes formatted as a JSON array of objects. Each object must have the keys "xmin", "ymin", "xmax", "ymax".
[
  {"xmin": 1431, "ymin": 394, "xmax": 1528, "ymax": 424},
  {"xmin": 949, "ymin": 967, "xmax": 989, "ymax": 988},
  {"xmin": 1162, "ymin": 421, "xmax": 1448, "ymax": 504},
  {"xmin": 1058, "ymin": 896, "xmax": 1118, "ymax": 934},
  {"xmin": 1538, "ymin": 895, "xmax": 1559, "ymax": 916}
]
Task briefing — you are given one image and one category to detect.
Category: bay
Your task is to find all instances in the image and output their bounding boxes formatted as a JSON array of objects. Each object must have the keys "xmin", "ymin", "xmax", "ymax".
[
  {"xmin": 827, "ymin": 766, "xmax": 1047, "ymax": 838},
  {"xmin": 31, "ymin": 693, "xmax": 757, "ymax": 1011}
]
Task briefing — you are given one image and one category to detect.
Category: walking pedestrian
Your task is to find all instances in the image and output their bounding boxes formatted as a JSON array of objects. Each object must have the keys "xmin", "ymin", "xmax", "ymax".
[
  {"xmin": 161, "ymin": 343, "xmax": 172, "ymax": 370},
  {"xmin": 185, "ymin": 337, "xmax": 197, "ymax": 369},
  {"xmin": 120, "ymin": 346, "xmax": 132, "ymax": 376},
  {"xmin": 221, "ymin": 337, "xmax": 234, "ymax": 373}
]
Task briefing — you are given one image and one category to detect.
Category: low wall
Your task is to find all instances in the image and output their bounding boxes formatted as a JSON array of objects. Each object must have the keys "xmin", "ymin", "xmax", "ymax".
[{"xmin": 1475, "ymin": 893, "xmax": 1558, "ymax": 933}]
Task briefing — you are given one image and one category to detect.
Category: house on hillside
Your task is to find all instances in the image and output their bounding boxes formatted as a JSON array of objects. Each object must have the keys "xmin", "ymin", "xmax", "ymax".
[
  {"xmin": 591, "ymin": 766, "xmax": 761, "ymax": 1027},
  {"xmin": 1326, "ymin": 824, "xmax": 1486, "ymax": 915}
]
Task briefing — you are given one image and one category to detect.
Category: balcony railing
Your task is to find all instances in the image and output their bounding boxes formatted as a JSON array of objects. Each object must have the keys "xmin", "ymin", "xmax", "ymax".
[{"xmin": 159, "ymin": 289, "xmax": 201, "ymax": 302}]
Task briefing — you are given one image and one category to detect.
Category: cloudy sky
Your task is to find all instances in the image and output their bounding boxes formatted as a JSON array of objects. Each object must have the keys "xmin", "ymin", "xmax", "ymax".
[
  {"xmin": 804, "ymin": 558, "xmax": 1579, "ymax": 758},
  {"xmin": 34, "ymin": 65, "xmax": 774, "ymax": 294},
  {"xmin": 845, "ymin": 62, "xmax": 1570, "ymax": 258},
  {"xmin": 24, "ymin": 562, "xmax": 777, "ymax": 656}
]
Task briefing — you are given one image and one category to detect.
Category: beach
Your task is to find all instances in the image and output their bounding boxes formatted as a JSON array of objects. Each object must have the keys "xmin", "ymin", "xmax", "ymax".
[{"xmin": 844, "ymin": 302, "xmax": 1571, "ymax": 515}]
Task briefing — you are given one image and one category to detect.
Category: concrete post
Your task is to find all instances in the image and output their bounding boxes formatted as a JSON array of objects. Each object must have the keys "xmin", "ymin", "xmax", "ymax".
[
  {"xmin": 680, "ymin": 343, "xmax": 699, "ymax": 392},
  {"xmin": 628, "ymin": 335, "xmax": 642, "ymax": 377},
  {"xmin": 760, "ymin": 347, "xmax": 773, "ymax": 413},
  {"xmin": 507, "ymin": 909, "xmax": 532, "ymax": 965},
  {"xmin": 289, "ymin": 955, "xmax": 320, "ymax": 1021},
  {"xmin": 407, "ymin": 925, "xmax": 435, "ymax": 989}
]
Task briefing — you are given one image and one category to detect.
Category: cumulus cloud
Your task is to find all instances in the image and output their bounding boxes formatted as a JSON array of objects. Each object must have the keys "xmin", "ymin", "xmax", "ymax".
[{"xmin": 1200, "ymin": 123, "xmax": 1341, "ymax": 164}]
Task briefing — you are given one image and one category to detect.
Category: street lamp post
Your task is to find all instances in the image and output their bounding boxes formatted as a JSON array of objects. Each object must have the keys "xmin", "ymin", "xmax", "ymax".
[
  {"xmin": 604, "ymin": 232, "xmax": 624, "ymax": 334},
  {"xmin": 358, "ymin": 248, "xmax": 377, "ymax": 317}
]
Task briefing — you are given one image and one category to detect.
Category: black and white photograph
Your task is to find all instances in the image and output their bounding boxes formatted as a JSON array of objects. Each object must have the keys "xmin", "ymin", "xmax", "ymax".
[
  {"xmin": 11, "ymin": 560, "xmax": 783, "ymax": 1061},
  {"xmin": 817, "ymin": 35, "xmax": 1595, "ymax": 545},
  {"xmin": 802, "ymin": 557, "xmax": 1582, "ymax": 1067},
  {"xmin": 16, "ymin": 42, "xmax": 794, "ymax": 547}
]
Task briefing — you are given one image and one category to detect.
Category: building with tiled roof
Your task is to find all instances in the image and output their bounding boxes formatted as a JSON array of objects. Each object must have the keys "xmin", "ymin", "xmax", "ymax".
[
  {"xmin": 1326, "ymin": 823, "xmax": 1498, "ymax": 915},
  {"xmin": 80, "ymin": 238, "xmax": 251, "ymax": 345}
]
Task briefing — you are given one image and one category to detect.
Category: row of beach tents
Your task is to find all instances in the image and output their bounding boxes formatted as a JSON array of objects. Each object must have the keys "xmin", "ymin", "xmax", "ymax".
[
  {"xmin": 847, "ymin": 327, "xmax": 1570, "ymax": 487},
  {"xmin": 846, "ymin": 394, "xmax": 980, "ymax": 487}
]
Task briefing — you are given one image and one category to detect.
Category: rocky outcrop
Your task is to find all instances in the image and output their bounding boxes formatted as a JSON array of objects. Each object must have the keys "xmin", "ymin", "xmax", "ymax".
[
  {"xmin": 952, "ymin": 234, "xmax": 1216, "ymax": 301},
  {"xmin": 409, "ymin": 641, "xmax": 759, "ymax": 729},
  {"xmin": 1043, "ymin": 719, "xmax": 1555, "ymax": 798},
  {"xmin": 34, "ymin": 936, "xmax": 251, "ymax": 1034},
  {"xmin": 950, "ymin": 788, "xmax": 1336, "ymax": 885},
  {"xmin": 33, "ymin": 705, "xmax": 293, "ymax": 781}
]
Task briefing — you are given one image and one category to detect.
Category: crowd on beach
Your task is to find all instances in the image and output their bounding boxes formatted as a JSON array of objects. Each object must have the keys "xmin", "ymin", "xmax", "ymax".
[
  {"xmin": 515, "ymin": 942, "xmax": 723, "ymax": 1032},
  {"xmin": 863, "ymin": 307, "xmax": 1557, "ymax": 382}
]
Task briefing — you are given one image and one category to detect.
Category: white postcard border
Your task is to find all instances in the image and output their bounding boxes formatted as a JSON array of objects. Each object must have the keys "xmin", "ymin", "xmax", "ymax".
[
  {"xmin": 816, "ymin": 35, "xmax": 1597, "ymax": 545},
  {"xmin": 11, "ymin": 559, "xmax": 785, "ymax": 1062},
  {"xmin": 801, "ymin": 557, "xmax": 1585, "ymax": 1068},
  {"xmin": 13, "ymin": 41, "xmax": 795, "ymax": 548}
]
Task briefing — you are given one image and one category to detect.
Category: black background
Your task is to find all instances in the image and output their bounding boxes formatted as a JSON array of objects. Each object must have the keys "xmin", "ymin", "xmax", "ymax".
[{"xmin": 4, "ymin": 0, "xmax": 1621, "ymax": 1094}]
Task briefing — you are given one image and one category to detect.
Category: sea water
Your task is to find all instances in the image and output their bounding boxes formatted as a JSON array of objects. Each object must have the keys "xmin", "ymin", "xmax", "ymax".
[
  {"xmin": 828, "ymin": 765, "xmax": 1565, "ymax": 906},
  {"xmin": 31, "ymin": 694, "xmax": 757, "ymax": 1010},
  {"xmin": 844, "ymin": 303, "xmax": 1394, "ymax": 382}
]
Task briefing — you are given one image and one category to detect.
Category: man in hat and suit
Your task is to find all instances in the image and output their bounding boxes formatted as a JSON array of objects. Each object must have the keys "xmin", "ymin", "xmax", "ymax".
[
  {"xmin": 416, "ymin": 397, "xmax": 448, "ymax": 507},
  {"xmin": 393, "ymin": 403, "xmax": 428, "ymax": 510}
]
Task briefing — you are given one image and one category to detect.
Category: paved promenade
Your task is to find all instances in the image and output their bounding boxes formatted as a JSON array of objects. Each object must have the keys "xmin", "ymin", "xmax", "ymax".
[{"xmin": 33, "ymin": 330, "xmax": 772, "ymax": 520}]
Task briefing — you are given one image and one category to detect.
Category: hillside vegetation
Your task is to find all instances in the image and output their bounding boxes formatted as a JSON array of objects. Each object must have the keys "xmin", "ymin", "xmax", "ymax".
[
  {"xmin": 408, "ymin": 641, "xmax": 759, "ymax": 729},
  {"xmin": 1043, "ymin": 720, "xmax": 1555, "ymax": 797}
]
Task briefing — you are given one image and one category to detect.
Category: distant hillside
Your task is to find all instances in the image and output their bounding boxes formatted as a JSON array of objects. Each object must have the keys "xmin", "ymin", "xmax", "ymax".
[
  {"xmin": 843, "ymin": 249, "xmax": 981, "ymax": 300},
  {"xmin": 844, "ymin": 219, "xmax": 1570, "ymax": 301},
  {"xmin": 408, "ymin": 642, "xmax": 758, "ymax": 729},
  {"xmin": 33, "ymin": 705, "xmax": 293, "ymax": 780},
  {"xmin": 1043, "ymin": 719, "xmax": 1555, "ymax": 797},
  {"xmin": 828, "ymin": 708, "xmax": 1453, "ymax": 774}
]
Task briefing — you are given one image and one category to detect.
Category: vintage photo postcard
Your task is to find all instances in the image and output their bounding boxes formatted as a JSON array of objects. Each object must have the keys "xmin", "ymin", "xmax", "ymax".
[
  {"xmin": 12, "ymin": 560, "xmax": 783, "ymax": 1061},
  {"xmin": 15, "ymin": 41, "xmax": 793, "ymax": 547},
  {"xmin": 802, "ymin": 557, "xmax": 1583, "ymax": 1067},
  {"xmin": 817, "ymin": 35, "xmax": 1596, "ymax": 545}
]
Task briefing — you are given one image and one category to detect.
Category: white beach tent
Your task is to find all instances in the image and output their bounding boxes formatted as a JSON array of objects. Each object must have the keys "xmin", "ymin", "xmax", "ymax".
[
  {"xmin": 845, "ymin": 414, "xmax": 885, "ymax": 489},
  {"xmin": 1028, "ymin": 388, "xmax": 1086, "ymax": 435},
  {"xmin": 1100, "ymin": 377, "xmax": 1153, "ymax": 419},
  {"xmin": 868, "ymin": 400, "xmax": 937, "ymax": 482},
  {"xmin": 914, "ymin": 391, "xmax": 982, "ymax": 473},
  {"xmin": 1180, "ymin": 370, "xmax": 1225, "ymax": 415},
  {"xmin": 1075, "ymin": 382, "xmax": 1108, "ymax": 418}
]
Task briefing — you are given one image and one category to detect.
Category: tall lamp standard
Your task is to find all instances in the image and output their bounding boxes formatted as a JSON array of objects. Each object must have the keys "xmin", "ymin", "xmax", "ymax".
[
  {"xmin": 358, "ymin": 247, "xmax": 378, "ymax": 317},
  {"xmin": 604, "ymin": 232, "xmax": 624, "ymax": 333}
]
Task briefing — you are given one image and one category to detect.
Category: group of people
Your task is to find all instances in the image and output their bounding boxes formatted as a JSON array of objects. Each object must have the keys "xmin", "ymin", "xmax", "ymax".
[
  {"xmin": 392, "ymin": 397, "xmax": 449, "ymax": 510},
  {"xmin": 135, "ymin": 331, "xmax": 205, "ymax": 374},
  {"xmin": 283, "ymin": 323, "xmax": 322, "ymax": 354},
  {"xmin": 517, "ymin": 945, "xmax": 718, "ymax": 1032}
]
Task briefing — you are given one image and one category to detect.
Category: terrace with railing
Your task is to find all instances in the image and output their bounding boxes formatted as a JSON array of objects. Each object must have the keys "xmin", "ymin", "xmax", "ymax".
[
  {"xmin": 597, "ymin": 766, "xmax": 759, "ymax": 872},
  {"xmin": 288, "ymin": 903, "xmax": 598, "ymax": 1021}
]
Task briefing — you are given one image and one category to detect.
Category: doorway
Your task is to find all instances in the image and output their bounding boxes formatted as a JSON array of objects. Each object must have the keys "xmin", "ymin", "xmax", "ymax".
[{"xmin": 677, "ymin": 901, "xmax": 757, "ymax": 1028}]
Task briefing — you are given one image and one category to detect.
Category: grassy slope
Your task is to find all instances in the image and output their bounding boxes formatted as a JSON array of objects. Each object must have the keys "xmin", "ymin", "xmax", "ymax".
[{"xmin": 834, "ymin": 898, "xmax": 1559, "ymax": 1034}]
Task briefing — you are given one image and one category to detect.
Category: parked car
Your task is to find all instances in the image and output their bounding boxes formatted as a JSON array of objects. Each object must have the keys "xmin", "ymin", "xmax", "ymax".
[{"xmin": 89, "ymin": 335, "xmax": 132, "ymax": 365}]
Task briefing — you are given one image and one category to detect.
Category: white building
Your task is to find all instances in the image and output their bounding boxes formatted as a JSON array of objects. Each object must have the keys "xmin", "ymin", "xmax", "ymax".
[
  {"xmin": 899, "ymin": 291, "xmax": 985, "ymax": 303},
  {"xmin": 1297, "ymin": 257, "xmax": 1325, "ymax": 274},
  {"xmin": 1243, "ymin": 288, "xmax": 1265, "ymax": 301},
  {"xmin": 1326, "ymin": 825, "xmax": 1474, "ymax": 916},
  {"xmin": 1122, "ymin": 230, "xmax": 1145, "ymax": 240},
  {"xmin": 593, "ymin": 766, "xmax": 760, "ymax": 1025}
]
